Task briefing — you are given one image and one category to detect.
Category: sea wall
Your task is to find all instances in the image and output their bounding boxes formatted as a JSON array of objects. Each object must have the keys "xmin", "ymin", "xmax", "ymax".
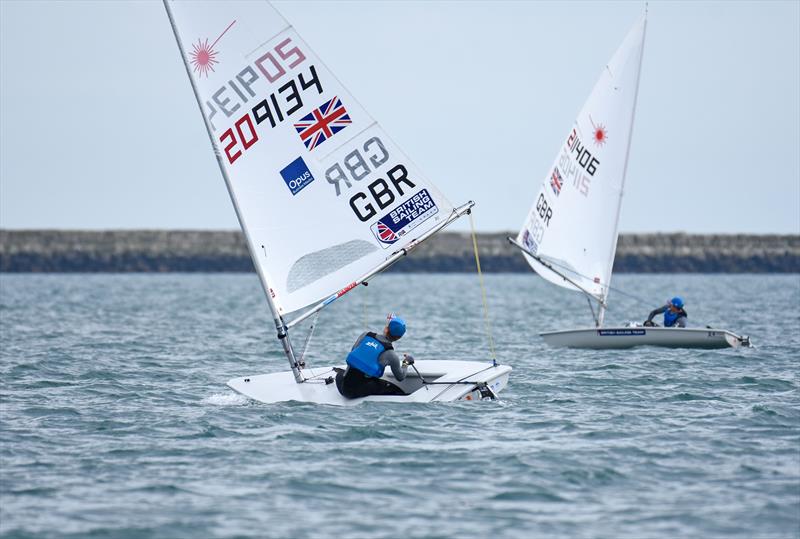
[{"xmin": 1, "ymin": 230, "xmax": 798, "ymax": 273}]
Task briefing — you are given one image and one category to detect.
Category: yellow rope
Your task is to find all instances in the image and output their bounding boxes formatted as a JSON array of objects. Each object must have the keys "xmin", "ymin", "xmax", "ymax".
[{"xmin": 469, "ymin": 213, "xmax": 496, "ymax": 360}]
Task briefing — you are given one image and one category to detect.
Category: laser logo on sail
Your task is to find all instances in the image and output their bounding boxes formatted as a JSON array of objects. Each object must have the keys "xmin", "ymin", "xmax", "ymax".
[
  {"xmin": 190, "ymin": 20, "xmax": 236, "ymax": 78},
  {"xmin": 370, "ymin": 189, "xmax": 439, "ymax": 248},
  {"xmin": 590, "ymin": 115, "xmax": 608, "ymax": 147}
]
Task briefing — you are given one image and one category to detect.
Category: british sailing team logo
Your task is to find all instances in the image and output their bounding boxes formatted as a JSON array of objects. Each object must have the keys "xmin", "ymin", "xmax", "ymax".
[
  {"xmin": 522, "ymin": 229, "xmax": 538, "ymax": 255},
  {"xmin": 370, "ymin": 189, "xmax": 439, "ymax": 248},
  {"xmin": 189, "ymin": 20, "xmax": 236, "ymax": 78},
  {"xmin": 293, "ymin": 96, "xmax": 352, "ymax": 151},
  {"xmin": 375, "ymin": 222, "xmax": 398, "ymax": 243}
]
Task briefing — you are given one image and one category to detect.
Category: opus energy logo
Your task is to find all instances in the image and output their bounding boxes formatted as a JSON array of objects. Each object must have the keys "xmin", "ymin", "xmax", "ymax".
[
  {"xmin": 280, "ymin": 156, "xmax": 315, "ymax": 195},
  {"xmin": 370, "ymin": 189, "xmax": 438, "ymax": 248}
]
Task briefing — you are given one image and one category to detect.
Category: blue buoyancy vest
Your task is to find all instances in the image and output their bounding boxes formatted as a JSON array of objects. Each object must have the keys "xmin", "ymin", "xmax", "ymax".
[
  {"xmin": 346, "ymin": 332, "xmax": 391, "ymax": 378},
  {"xmin": 664, "ymin": 308, "xmax": 687, "ymax": 327}
]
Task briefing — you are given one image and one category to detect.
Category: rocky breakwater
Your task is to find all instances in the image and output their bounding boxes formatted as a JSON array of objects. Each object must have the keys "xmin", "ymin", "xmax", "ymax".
[
  {"xmin": 613, "ymin": 234, "xmax": 800, "ymax": 273},
  {"xmin": 0, "ymin": 230, "xmax": 252, "ymax": 272},
  {"xmin": 0, "ymin": 230, "xmax": 798, "ymax": 273},
  {"xmin": 399, "ymin": 232, "xmax": 800, "ymax": 273}
]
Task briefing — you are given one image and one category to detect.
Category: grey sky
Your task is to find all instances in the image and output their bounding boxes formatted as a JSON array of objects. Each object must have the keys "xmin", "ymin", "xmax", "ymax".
[{"xmin": 1, "ymin": 0, "xmax": 798, "ymax": 233}]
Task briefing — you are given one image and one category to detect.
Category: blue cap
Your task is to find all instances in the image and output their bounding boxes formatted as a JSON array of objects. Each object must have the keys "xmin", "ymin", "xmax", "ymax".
[
  {"xmin": 387, "ymin": 315, "xmax": 406, "ymax": 338},
  {"xmin": 670, "ymin": 296, "xmax": 684, "ymax": 309}
]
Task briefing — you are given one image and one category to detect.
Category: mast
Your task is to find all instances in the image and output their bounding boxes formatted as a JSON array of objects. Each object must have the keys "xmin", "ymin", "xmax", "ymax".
[
  {"xmin": 162, "ymin": 0, "xmax": 302, "ymax": 382},
  {"xmin": 598, "ymin": 14, "xmax": 647, "ymax": 327}
]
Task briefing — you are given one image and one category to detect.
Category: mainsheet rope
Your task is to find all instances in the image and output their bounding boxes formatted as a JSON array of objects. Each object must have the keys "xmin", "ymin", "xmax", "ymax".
[{"xmin": 470, "ymin": 213, "xmax": 497, "ymax": 361}]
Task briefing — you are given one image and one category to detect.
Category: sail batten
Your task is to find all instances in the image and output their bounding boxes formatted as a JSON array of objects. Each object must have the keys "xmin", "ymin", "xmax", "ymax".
[
  {"xmin": 165, "ymin": 1, "xmax": 455, "ymax": 316},
  {"xmin": 517, "ymin": 15, "xmax": 647, "ymax": 301}
]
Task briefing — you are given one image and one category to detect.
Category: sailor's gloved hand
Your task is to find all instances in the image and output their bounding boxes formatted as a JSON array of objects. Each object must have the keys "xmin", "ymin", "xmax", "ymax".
[
  {"xmin": 402, "ymin": 354, "xmax": 415, "ymax": 366},
  {"xmin": 643, "ymin": 320, "xmax": 655, "ymax": 327}
]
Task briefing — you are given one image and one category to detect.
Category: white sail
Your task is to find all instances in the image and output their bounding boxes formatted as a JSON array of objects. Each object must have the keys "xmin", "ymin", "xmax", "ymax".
[
  {"xmin": 517, "ymin": 15, "xmax": 646, "ymax": 301},
  {"xmin": 165, "ymin": 1, "xmax": 454, "ymax": 315}
]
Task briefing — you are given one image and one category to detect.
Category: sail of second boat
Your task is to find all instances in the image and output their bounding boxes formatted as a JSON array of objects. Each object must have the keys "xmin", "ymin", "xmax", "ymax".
[{"xmin": 516, "ymin": 15, "xmax": 647, "ymax": 305}]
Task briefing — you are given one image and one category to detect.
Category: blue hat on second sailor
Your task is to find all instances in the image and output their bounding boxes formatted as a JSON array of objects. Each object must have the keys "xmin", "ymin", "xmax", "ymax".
[
  {"xmin": 387, "ymin": 314, "xmax": 406, "ymax": 338},
  {"xmin": 670, "ymin": 296, "xmax": 684, "ymax": 309}
]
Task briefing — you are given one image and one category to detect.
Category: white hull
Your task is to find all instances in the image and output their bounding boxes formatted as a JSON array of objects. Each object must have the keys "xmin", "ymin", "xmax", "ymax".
[
  {"xmin": 541, "ymin": 327, "xmax": 750, "ymax": 349},
  {"xmin": 227, "ymin": 360, "xmax": 512, "ymax": 405}
]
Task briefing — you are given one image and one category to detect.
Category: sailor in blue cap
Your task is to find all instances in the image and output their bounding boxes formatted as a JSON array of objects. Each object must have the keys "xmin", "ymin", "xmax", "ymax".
[
  {"xmin": 644, "ymin": 297, "xmax": 688, "ymax": 328},
  {"xmin": 336, "ymin": 313, "xmax": 416, "ymax": 398}
]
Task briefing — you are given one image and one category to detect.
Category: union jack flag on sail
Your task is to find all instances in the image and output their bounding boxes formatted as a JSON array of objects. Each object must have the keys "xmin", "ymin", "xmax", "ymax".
[
  {"xmin": 294, "ymin": 96, "xmax": 352, "ymax": 151},
  {"xmin": 550, "ymin": 167, "xmax": 563, "ymax": 196}
]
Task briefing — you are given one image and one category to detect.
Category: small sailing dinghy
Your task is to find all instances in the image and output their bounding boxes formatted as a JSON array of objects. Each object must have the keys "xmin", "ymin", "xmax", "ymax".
[
  {"xmin": 163, "ymin": 1, "xmax": 510, "ymax": 403},
  {"xmin": 509, "ymin": 14, "xmax": 749, "ymax": 350}
]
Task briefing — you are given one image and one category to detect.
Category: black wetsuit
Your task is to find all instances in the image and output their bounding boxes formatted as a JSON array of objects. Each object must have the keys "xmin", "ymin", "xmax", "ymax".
[{"xmin": 336, "ymin": 332, "xmax": 408, "ymax": 398}]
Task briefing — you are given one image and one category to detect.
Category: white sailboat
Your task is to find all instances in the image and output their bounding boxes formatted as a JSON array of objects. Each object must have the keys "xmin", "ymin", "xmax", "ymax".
[
  {"xmin": 510, "ymin": 14, "xmax": 750, "ymax": 350},
  {"xmin": 163, "ymin": 1, "xmax": 510, "ymax": 403}
]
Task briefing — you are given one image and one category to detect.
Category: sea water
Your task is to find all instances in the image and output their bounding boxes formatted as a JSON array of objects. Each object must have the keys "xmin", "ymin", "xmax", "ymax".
[{"xmin": 1, "ymin": 273, "xmax": 798, "ymax": 539}]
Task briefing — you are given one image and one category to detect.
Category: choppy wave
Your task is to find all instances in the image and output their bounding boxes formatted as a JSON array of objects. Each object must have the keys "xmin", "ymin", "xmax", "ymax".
[
  {"xmin": 1, "ymin": 273, "xmax": 798, "ymax": 539},
  {"xmin": 203, "ymin": 392, "xmax": 250, "ymax": 407}
]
